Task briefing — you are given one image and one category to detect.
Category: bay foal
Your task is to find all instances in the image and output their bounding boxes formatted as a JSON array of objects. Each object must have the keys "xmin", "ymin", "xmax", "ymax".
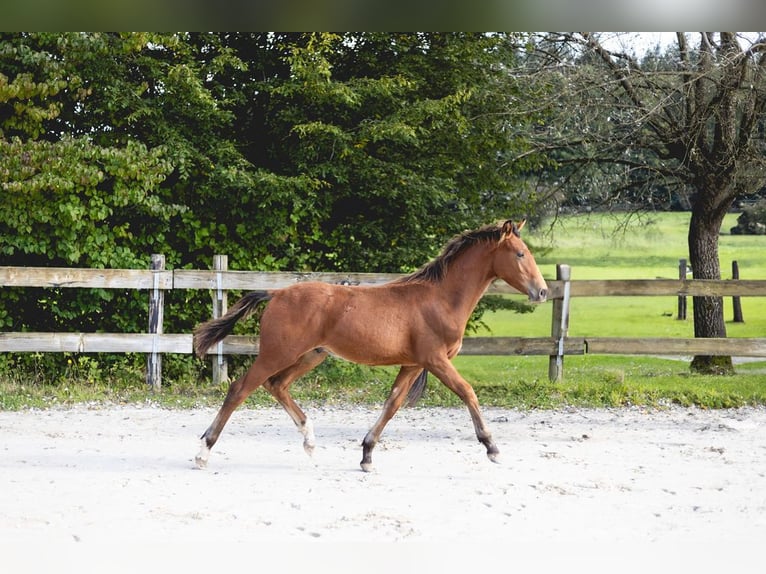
[{"xmin": 193, "ymin": 219, "xmax": 548, "ymax": 471}]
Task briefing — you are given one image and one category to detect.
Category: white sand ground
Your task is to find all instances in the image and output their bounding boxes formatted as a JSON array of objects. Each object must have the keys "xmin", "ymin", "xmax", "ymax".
[{"xmin": 2, "ymin": 404, "xmax": 765, "ymax": 572}]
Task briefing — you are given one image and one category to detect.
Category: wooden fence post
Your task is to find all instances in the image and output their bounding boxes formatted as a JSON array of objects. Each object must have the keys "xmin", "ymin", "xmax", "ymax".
[
  {"xmin": 212, "ymin": 254, "xmax": 229, "ymax": 385},
  {"xmin": 677, "ymin": 258, "xmax": 687, "ymax": 320},
  {"xmin": 732, "ymin": 260, "xmax": 744, "ymax": 323},
  {"xmin": 146, "ymin": 254, "xmax": 165, "ymax": 392},
  {"xmin": 548, "ymin": 263, "xmax": 571, "ymax": 383}
]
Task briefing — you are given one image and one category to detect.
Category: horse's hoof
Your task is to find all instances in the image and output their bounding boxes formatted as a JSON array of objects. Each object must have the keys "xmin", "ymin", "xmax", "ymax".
[
  {"xmin": 486, "ymin": 444, "xmax": 500, "ymax": 464},
  {"xmin": 360, "ymin": 461, "xmax": 373, "ymax": 473},
  {"xmin": 301, "ymin": 419, "xmax": 316, "ymax": 458},
  {"xmin": 195, "ymin": 439, "xmax": 210, "ymax": 469}
]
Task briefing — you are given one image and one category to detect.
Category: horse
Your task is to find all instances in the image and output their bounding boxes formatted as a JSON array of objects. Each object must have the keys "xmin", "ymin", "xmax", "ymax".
[{"xmin": 193, "ymin": 219, "xmax": 548, "ymax": 471}]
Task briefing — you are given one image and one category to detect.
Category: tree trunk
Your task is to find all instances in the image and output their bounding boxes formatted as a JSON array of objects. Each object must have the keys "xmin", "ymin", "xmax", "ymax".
[{"xmin": 687, "ymin": 204, "xmax": 734, "ymax": 374}]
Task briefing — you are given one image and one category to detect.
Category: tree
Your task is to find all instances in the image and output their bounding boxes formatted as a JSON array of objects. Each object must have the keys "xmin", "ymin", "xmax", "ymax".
[
  {"xmin": 0, "ymin": 32, "xmax": 545, "ymax": 381},
  {"xmin": 519, "ymin": 32, "xmax": 766, "ymax": 374},
  {"xmin": 211, "ymin": 32, "xmax": 546, "ymax": 330},
  {"xmin": 0, "ymin": 33, "xmax": 175, "ymax": 334},
  {"xmin": 216, "ymin": 32, "xmax": 544, "ymax": 273}
]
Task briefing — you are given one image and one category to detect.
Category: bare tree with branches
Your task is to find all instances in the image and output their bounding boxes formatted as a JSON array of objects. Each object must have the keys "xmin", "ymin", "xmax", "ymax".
[{"xmin": 518, "ymin": 32, "xmax": 766, "ymax": 374}]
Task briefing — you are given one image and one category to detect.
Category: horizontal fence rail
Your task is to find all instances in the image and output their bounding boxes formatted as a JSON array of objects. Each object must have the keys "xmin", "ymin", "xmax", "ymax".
[
  {"xmin": 0, "ymin": 266, "xmax": 174, "ymax": 290},
  {"xmin": 565, "ymin": 278, "xmax": 766, "ymax": 298},
  {"xmin": 0, "ymin": 332, "xmax": 192, "ymax": 354},
  {"xmin": 1, "ymin": 258, "xmax": 765, "ymax": 389}
]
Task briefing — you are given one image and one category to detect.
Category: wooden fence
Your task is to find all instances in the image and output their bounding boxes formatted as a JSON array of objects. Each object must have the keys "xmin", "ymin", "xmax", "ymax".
[{"xmin": 1, "ymin": 257, "xmax": 766, "ymax": 390}]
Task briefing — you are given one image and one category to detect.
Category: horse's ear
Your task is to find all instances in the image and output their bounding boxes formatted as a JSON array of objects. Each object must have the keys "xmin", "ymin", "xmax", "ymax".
[{"xmin": 501, "ymin": 219, "xmax": 525, "ymax": 238}]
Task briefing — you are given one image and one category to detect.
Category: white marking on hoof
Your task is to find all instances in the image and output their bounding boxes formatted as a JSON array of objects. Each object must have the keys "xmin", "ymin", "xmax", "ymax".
[
  {"xmin": 301, "ymin": 418, "xmax": 316, "ymax": 457},
  {"xmin": 360, "ymin": 461, "xmax": 373, "ymax": 473},
  {"xmin": 195, "ymin": 439, "xmax": 210, "ymax": 469}
]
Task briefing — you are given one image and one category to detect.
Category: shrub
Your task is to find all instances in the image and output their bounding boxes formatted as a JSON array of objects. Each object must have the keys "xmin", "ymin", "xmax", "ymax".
[{"xmin": 731, "ymin": 200, "xmax": 766, "ymax": 235}]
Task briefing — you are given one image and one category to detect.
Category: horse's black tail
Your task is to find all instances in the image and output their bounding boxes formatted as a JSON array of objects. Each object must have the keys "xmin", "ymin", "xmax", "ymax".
[
  {"xmin": 405, "ymin": 369, "xmax": 429, "ymax": 407},
  {"xmin": 193, "ymin": 290, "xmax": 272, "ymax": 358}
]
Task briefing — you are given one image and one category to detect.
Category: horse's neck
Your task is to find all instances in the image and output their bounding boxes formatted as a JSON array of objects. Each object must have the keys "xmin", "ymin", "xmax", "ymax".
[{"xmin": 440, "ymin": 245, "xmax": 496, "ymax": 317}]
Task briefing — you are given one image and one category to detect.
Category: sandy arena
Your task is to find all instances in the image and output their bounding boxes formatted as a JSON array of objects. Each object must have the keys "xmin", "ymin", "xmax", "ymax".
[{"xmin": 2, "ymin": 403, "xmax": 765, "ymax": 571}]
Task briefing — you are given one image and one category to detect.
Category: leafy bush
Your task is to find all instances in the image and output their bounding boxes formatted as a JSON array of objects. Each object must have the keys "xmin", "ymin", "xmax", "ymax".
[{"xmin": 731, "ymin": 200, "xmax": 766, "ymax": 235}]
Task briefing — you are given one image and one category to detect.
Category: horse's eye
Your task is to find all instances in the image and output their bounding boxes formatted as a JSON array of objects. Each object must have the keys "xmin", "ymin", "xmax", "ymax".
[{"xmin": 517, "ymin": 251, "xmax": 525, "ymax": 258}]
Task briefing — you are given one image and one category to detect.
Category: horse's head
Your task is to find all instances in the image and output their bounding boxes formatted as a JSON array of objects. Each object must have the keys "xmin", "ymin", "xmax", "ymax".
[{"xmin": 493, "ymin": 219, "xmax": 548, "ymax": 303}]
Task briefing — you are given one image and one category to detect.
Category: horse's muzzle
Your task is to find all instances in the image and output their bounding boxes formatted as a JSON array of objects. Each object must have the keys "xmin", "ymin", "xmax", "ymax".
[{"xmin": 529, "ymin": 286, "xmax": 548, "ymax": 303}]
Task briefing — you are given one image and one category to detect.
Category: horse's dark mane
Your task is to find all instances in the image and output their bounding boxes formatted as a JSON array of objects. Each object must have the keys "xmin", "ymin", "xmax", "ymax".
[{"xmin": 397, "ymin": 222, "xmax": 506, "ymax": 284}]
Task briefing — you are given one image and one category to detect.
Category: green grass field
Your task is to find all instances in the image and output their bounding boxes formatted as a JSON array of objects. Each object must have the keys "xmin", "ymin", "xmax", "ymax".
[
  {"xmin": 448, "ymin": 211, "xmax": 766, "ymax": 408},
  {"xmin": 467, "ymin": 211, "xmax": 766, "ymax": 339},
  {"xmin": 2, "ymin": 211, "xmax": 765, "ymax": 410}
]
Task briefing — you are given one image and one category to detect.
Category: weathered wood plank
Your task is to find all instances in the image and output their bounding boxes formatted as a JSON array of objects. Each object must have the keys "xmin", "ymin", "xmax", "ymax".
[
  {"xmin": 146, "ymin": 254, "xmax": 166, "ymax": 391},
  {"xmin": 210, "ymin": 255, "xmax": 229, "ymax": 385},
  {"xmin": 548, "ymin": 264, "xmax": 572, "ymax": 382},
  {"xmin": 460, "ymin": 337, "xmax": 584, "ymax": 356},
  {"xmin": 3, "ymin": 267, "xmax": 764, "ymax": 298},
  {"xmin": 0, "ymin": 333, "xmax": 191, "ymax": 353},
  {"xmin": 172, "ymin": 270, "xmax": 402, "ymax": 290},
  {"xmin": 585, "ymin": 337, "xmax": 766, "ymax": 356},
  {"xmin": 2, "ymin": 332, "xmax": 765, "ymax": 359},
  {"xmin": 216, "ymin": 335, "xmax": 260, "ymax": 355},
  {"xmin": 0, "ymin": 267, "xmax": 173, "ymax": 289},
  {"xmin": 193, "ymin": 336, "xmax": 766, "ymax": 358},
  {"xmin": 174, "ymin": 270, "xmax": 527, "ymax": 294},
  {"xmin": 198, "ymin": 336, "xmax": 584, "ymax": 357},
  {"xmin": 570, "ymin": 279, "xmax": 766, "ymax": 297}
]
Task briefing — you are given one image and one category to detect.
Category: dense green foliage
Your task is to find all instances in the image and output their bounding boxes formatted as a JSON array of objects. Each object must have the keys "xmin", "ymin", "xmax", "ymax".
[
  {"xmin": 731, "ymin": 200, "xmax": 766, "ymax": 235},
  {"xmin": 1, "ymin": 33, "xmax": 543, "ymax": 333}
]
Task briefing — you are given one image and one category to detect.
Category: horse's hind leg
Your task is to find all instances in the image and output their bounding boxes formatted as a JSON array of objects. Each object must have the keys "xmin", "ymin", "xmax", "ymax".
[
  {"xmin": 263, "ymin": 348, "xmax": 328, "ymax": 456},
  {"xmin": 195, "ymin": 359, "xmax": 274, "ymax": 469},
  {"xmin": 360, "ymin": 365, "xmax": 422, "ymax": 472}
]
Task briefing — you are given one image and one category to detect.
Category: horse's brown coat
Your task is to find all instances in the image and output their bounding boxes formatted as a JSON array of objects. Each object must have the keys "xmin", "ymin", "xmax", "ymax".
[{"xmin": 194, "ymin": 219, "xmax": 548, "ymax": 471}]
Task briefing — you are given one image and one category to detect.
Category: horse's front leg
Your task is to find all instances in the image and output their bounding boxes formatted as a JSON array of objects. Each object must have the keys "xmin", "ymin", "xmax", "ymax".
[
  {"xmin": 361, "ymin": 366, "xmax": 423, "ymax": 472},
  {"xmin": 426, "ymin": 357, "xmax": 499, "ymax": 463}
]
